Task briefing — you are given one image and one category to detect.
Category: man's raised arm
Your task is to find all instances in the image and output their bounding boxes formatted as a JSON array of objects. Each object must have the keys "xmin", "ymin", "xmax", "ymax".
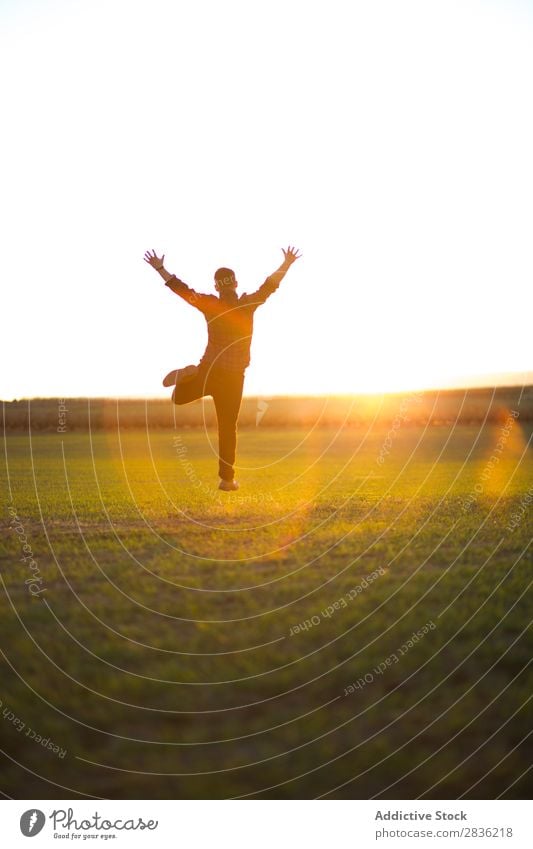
[
  {"xmin": 143, "ymin": 249, "xmax": 212, "ymax": 311},
  {"xmin": 249, "ymin": 245, "xmax": 302, "ymax": 306}
]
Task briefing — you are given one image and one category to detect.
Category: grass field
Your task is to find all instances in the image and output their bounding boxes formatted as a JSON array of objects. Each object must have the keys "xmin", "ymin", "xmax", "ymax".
[{"xmin": 1, "ymin": 415, "xmax": 532, "ymax": 799}]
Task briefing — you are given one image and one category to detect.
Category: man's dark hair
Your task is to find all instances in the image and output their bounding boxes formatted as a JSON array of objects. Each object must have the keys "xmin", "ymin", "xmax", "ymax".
[{"xmin": 214, "ymin": 267, "xmax": 236, "ymax": 287}]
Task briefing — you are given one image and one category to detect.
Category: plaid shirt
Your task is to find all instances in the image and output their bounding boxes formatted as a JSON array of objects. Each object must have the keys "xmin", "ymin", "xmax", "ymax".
[{"xmin": 165, "ymin": 274, "xmax": 282, "ymax": 372}]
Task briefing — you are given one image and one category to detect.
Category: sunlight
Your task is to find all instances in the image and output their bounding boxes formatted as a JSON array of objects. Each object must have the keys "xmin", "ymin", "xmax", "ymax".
[{"xmin": 0, "ymin": 0, "xmax": 532, "ymax": 399}]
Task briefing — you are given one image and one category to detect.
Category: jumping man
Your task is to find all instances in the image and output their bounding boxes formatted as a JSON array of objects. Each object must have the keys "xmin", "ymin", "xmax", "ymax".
[{"xmin": 144, "ymin": 246, "xmax": 302, "ymax": 491}]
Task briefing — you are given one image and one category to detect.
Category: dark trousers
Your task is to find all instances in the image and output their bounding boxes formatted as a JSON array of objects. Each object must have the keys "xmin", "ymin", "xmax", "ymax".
[{"xmin": 172, "ymin": 367, "xmax": 245, "ymax": 481}]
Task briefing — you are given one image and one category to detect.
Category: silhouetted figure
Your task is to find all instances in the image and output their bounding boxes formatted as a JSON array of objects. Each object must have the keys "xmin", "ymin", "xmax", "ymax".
[{"xmin": 144, "ymin": 247, "xmax": 301, "ymax": 490}]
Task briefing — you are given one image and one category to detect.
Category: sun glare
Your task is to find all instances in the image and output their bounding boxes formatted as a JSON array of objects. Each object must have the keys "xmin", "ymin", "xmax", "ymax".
[{"xmin": 0, "ymin": 0, "xmax": 532, "ymax": 399}]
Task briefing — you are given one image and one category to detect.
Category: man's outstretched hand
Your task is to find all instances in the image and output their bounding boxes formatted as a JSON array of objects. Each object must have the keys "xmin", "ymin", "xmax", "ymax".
[
  {"xmin": 144, "ymin": 249, "xmax": 165, "ymax": 271},
  {"xmin": 282, "ymin": 246, "xmax": 302, "ymax": 266}
]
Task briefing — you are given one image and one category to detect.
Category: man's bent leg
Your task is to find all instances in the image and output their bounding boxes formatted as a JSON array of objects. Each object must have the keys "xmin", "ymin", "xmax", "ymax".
[
  {"xmin": 172, "ymin": 369, "xmax": 208, "ymax": 405},
  {"xmin": 210, "ymin": 370, "xmax": 245, "ymax": 481}
]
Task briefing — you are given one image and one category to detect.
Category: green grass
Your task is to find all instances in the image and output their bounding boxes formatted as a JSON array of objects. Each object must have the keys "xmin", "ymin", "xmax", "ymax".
[{"xmin": 1, "ymin": 423, "xmax": 531, "ymax": 799}]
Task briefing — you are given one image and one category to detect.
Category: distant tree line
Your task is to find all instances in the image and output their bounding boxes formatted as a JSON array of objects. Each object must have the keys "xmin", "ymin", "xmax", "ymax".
[{"xmin": 2, "ymin": 386, "xmax": 531, "ymax": 432}]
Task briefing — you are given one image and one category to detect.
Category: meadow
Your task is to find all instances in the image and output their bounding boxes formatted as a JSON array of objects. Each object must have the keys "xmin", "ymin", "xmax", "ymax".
[{"xmin": 0, "ymin": 391, "xmax": 532, "ymax": 799}]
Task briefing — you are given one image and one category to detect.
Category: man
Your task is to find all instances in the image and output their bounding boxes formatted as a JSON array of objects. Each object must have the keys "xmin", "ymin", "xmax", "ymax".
[{"xmin": 144, "ymin": 246, "xmax": 301, "ymax": 491}]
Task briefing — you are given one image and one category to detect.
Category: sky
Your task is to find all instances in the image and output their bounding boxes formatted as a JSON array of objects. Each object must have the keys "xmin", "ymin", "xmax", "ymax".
[{"xmin": 1, "ymin": 0, "xmax": 532, "ymax": 399}]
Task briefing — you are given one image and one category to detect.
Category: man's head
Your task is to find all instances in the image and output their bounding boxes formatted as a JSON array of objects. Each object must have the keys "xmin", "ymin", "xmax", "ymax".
[{"xmin": 214, "ymin": 267, "xmax": 237, "ymax": 296}]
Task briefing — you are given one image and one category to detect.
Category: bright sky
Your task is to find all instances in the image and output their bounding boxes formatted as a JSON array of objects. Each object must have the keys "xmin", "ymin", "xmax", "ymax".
[{"xmin": 1, "ymin": 0, "xmax": 532, "ymax": 399}]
